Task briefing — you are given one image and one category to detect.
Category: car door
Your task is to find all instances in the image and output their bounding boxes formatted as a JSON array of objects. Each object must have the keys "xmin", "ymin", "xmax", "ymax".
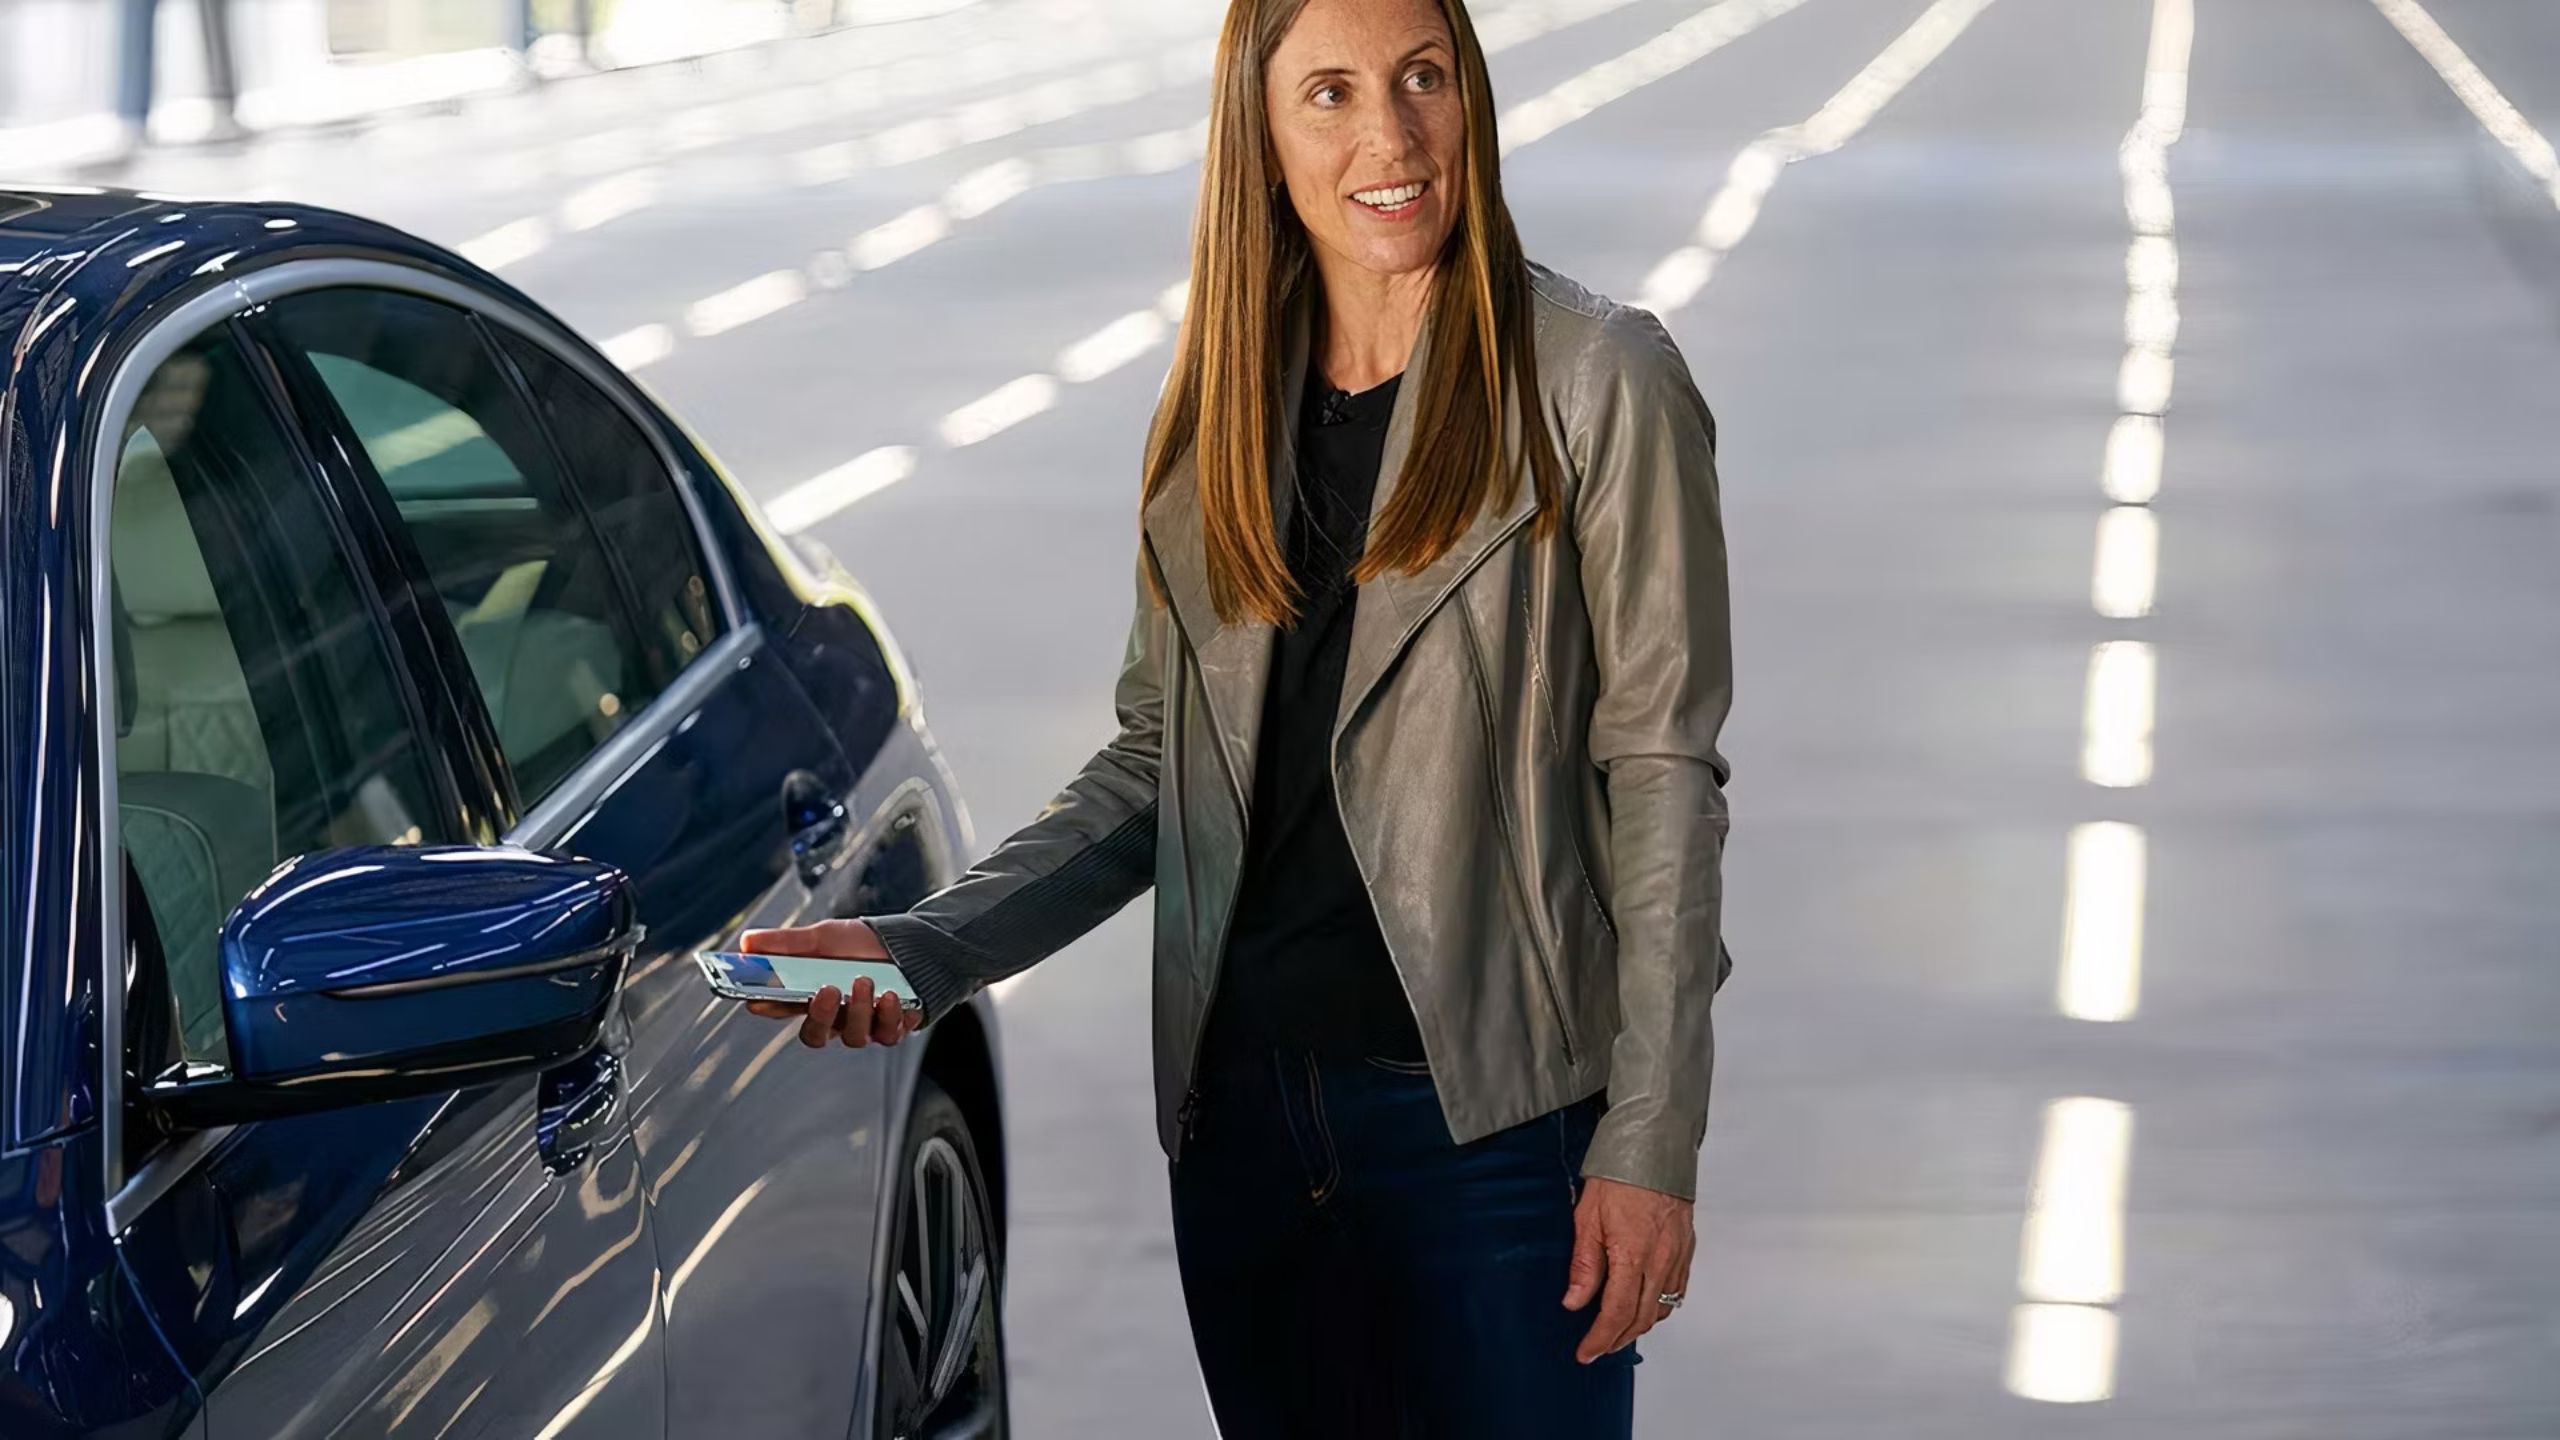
[
  {"xmin": 101, "ymin": 317, "xmax": 668, "ymax": 1440},
  {"xmin": 264, "ymin": 283, "xmax": 899, "ymax": 1438}
]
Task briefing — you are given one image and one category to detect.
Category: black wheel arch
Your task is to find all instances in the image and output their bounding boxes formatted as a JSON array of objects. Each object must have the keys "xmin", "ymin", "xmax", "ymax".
[{"xmin": 917, "ymin": 1003, "xmax": 1007, "ymax": 1259}]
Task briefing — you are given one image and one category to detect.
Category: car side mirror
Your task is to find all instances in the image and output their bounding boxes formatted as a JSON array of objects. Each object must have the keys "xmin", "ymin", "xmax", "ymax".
[{"xmin": 140, "ymin": 844, "xmax": 639, "ymax": 1130}]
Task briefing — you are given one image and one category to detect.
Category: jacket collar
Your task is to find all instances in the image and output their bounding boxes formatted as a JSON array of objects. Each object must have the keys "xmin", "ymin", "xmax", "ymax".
[{"xmin": 1142, "ymin": 278, "xmax": 1540, "ymax": 809}]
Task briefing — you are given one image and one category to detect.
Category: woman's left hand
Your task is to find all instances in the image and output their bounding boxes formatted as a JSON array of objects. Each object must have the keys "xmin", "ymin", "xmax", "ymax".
[{"xmin": 1562, "ymin": 1177, "xmax": 1696, "ymax": 1363}]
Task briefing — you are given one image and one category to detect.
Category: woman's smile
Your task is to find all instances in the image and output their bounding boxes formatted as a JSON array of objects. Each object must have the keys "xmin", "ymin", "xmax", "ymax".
[{"xmin": 1350, "ymin": 178, "xmax": 1434, "ymax": 219}]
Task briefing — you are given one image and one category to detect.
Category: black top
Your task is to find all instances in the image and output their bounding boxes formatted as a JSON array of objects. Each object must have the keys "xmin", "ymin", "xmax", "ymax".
[{"xmin": 1200, "ymin": 367, "xmax": 1429, "ymax": 1063}]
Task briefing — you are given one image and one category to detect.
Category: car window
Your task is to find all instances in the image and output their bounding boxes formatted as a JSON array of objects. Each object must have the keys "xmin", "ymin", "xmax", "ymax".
[
  {"xmin": 110, "ymin": 330, "xmax": 451, "ymax": 1069},
  {"xmin": 267, "ymin": 288, "xmax": 678, "ymax": 805},
  {"xmin": 492, "ymin": 331, "xmax": 719, "ymax": 689}
]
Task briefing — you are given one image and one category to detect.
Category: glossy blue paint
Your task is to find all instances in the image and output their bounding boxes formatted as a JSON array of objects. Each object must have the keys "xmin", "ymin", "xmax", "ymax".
[
  {"xmin": 0, "ymin": 184, "xmax": 1000, "ymax": 1436},
  {"xmin": 0, "ymin": 1133, "xmax": 202, "ymax": 1439},
  {"xmin": 213, "ymin": 844, "xmax": 632, "ymax": 1082}
]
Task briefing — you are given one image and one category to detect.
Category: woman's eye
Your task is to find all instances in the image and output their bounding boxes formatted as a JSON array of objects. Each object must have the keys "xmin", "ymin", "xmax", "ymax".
[
  {"xmin": 1313, "ymin": 82, "xmax": 1346, "ymax": 106},
  {"xmin": 1405, "ymin": 66, "xmax": 1443, "ymax": 92}
]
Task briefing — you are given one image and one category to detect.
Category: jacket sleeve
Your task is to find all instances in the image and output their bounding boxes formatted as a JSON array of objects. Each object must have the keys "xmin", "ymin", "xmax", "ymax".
[
  {"xmin": 1568, "ymin": 304, "xmax": 1735, "ymax": 1203},
  {"xmin": 865, "ymin": 544, "xmax": 1170, "ymax": 1023}
]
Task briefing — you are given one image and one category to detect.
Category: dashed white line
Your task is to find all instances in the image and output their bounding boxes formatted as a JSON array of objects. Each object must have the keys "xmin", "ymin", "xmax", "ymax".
[
  {"xmin": 1057, "ymin": 311, "xmax": 1172, "ymax": 384},
  {"xmin": 2006, "ymin": 1099, "xmax": 2134, "ymax": 1403},
  {"xmin": 939, "ymin": 376, "xmax": 1061, "ymax": 448},
  {"xmin": 2016, "ymin": 1, "xmax": 2188, "ymax": 1407},
  {"xmin": 2080, "ymin": 639, "xmax": 2157, "ymax": 789},
  {"xmin": 685, "ymin": 271, "xmax": 810, "ymax": 338},
  {"xmin": 561, "ymin": 169, "xmax": 661, "ymax": 233},
  {"xmin": 946, "ymin": 158, "xmax": 1038, "ymax": 220},
  {"xmin": 2006, "ymin": 1302, "xmax": 2119, "ymax": 1406},
  {"xmin": 2057, "ymin": 821, "xmax": 2147, "ymax": 1024},
  {"xmin": 459, "ymin": 216, "xmax": 554, "ymax": 270},
  {"xmin": 2101, "ymin": 416, "xmax": 2165, "ymax": 505},
  {"xmin": 2090, "ymin": 505, "xmax": 2159, "ymax": 620},
  {"xmin": 852, "ymin": 206, "xmax": 956, "ymax": 271},
  {"xmin": 2019, "ymin": 1097, "xmax": 2133, "ymax": 1305},
  {"xmin": 1637, "ymin": 0, "xmax": 1997, "ymax": 316},
  {"xmin": 765, "ymin": 446, "xmax": 922, "ymax": 534},
  {"xmin": 600, "ymin": 324, "xmax": 675, "ymax": 373},
  {"xmin": 1500, "ymin": 0, "xmax": 1810, "ymax": 154}
]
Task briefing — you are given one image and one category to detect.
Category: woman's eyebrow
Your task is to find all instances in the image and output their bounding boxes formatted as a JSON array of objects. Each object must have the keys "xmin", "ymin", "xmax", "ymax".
[{"xmin": 1297, "ymin": 37, "xmax": 1453, "ymax": 84}]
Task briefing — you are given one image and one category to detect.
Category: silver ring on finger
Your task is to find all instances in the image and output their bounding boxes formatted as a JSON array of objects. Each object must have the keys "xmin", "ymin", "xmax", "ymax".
[{"xmin": 1656, "ymin": 1291, "xmax": 1685, "ymax": 1310}]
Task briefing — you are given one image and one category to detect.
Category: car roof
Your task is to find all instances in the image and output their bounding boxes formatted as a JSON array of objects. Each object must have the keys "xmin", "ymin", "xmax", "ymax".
[
  {"xmin": 0, "ymin": 183, "xmax": 571, "ymax": 402},
  {"xmin": 0, "ymin": 185, "xmax": 169, "ymax": 280}
]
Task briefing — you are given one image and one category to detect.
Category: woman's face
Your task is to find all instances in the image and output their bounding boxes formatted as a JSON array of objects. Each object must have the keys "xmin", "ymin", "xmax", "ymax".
[{"xmin": 1265, "ymin": 0, "xmax": 1467, "ymax": 283}]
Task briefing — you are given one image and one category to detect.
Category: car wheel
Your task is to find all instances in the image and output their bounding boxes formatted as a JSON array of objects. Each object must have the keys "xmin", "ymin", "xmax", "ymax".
[{"xmin": 876, "ymin": 1075, "xmax": 1008, "ymax": 1440}]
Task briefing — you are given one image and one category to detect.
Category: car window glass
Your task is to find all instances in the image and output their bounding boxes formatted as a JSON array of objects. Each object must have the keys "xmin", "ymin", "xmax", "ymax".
[
  {"xmin": 110, "ymin": 331, "xmax": 450, "ymax": 1069},
  {"xmin": 493, "ymin": 332, "xmax": 718, "ymax": 688},
  {"xmin": 268, "ymin": 288, "xmax": 670, "ymax": 804}
]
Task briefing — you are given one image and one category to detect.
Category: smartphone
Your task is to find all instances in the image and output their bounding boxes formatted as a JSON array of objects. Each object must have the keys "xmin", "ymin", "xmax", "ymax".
[{"xmin": 694, "ymin": 950, "xmax": 919, "ymax": 1008}]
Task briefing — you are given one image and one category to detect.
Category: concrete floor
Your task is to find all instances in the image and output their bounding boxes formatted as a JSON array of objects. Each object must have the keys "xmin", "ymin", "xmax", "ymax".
[{"xmin": 47, "ymin": 0, "xmax": 2560, "ymax": 1432}]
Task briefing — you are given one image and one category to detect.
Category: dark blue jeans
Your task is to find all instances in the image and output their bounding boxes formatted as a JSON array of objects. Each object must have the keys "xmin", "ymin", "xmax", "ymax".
[{"xmin": 1169, "ymin": 1041, "xmax": 1638, "ymax": 1439}]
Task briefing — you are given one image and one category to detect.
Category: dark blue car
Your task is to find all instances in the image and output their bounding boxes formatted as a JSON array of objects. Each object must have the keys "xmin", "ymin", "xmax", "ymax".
[{"xmin": 0, "ymin": 184, "xmax": 1007, "ymax": 1439}]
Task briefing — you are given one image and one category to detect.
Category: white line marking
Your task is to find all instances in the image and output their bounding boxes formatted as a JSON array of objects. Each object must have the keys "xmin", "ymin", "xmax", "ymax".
[
  {"xmin": 458, "ymin": 217, "xmax": 552, "ymax": 270},
  {"xmin": 2371, "ymin": 0, "xmax": 2560, "ymax": 212},
  {"xmin": 2019, "ymin": 3, "xmax": 2184, "ymax": 1409},
  {"xmin": 946, "ymin": 158, "xmax": 1037, "ymax": 220},
  {"xmin": 2116, "ymin": 349, "xmax": 2174, "ymax": 417},
  {"xmin": 940, "ymin": 376, "xmax": 1060, "ymax": 447},
  {"xmin": 2080, "ymin": 639, "xmax": 2156, "ymax": 789},
  {"xmin": 2006, "ymin": 1096, "xmax": 2136, "ymax": 1402},
  {"xmin": 2059, "ymin": 820, "xmax": 2146, "ymax": 1023},
  {"xmin": 764, "ymin": 447, "xmax": 921, "ymax": 534},
  {"xmin": 2101, "ymin": 416, "xmax": 2164, "ymax": 505},
  {"xmin": 2005, "ymin": 1302, "xmax": 2120, "ymax": 1404},
  {"xmin": 1637, "ymin": 0, "xmax": 1997, "ymax": 315},
  {"xmin": 1499, "ymin": 0, "xmax": 1809, "ymax": 154},
  {"xmin": 2090, "ymin": 505, "xmax": 2159, "ymax": 620},
  {"xmin": 560, "ymin": 169, "xmax": 660, "ymax": 232},
  {"xmin": 600, "ymin": 324, "xmax": 676, "ymax": 373},
  {"xmin": 784, "ymin": 34, "xmax": 1211, "ymax": 187},
  {"xmin": 1057, "ymin": 311, "xmax": 1172, "ymax": 384},
  {"xmin": 684, "ymin": 270, "xmax": 810, "ymax": 338},
  {"xmin": 2020, "ymin": 1096, "xmax": 2133, "ymax": 1304},
  {"xmin": 852, "ymin": 206, "xmax": 955, "ymax": 271}
]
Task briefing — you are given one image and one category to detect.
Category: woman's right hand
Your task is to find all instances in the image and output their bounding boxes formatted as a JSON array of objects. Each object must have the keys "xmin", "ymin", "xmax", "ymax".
[{"xmin": 737, "ymin": 919, "xmax": 923, "ymax": 1049}]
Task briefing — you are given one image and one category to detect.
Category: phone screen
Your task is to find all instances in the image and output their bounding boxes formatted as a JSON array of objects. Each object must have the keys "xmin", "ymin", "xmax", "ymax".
[{"xmin": 698, "ymin": 951, "xmax": 915, "ymax": 1004}]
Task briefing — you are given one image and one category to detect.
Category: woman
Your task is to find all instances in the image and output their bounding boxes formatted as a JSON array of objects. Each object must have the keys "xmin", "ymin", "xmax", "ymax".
[{"xmin": 745, "ymin": 0, "xmax": 1733, "ymax": 1431}]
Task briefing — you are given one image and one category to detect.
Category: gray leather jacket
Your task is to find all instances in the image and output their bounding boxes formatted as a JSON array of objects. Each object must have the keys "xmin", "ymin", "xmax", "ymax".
[{"xmin": 874, "ymin": 261, "xmax": 1734, "ymax": 1200}]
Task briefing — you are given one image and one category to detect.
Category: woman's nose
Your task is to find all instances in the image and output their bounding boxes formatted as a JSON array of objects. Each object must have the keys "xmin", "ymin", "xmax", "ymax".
[{"xmin": 1359, "ymin": 94, "xmax": 1424, "ymax": 163}]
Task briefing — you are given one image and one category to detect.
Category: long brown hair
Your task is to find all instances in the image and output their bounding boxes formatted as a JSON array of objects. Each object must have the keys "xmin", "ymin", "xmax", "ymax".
[{"xmin": 1143, "ymin": 0, "xmax": 1565, "ymax": 627}]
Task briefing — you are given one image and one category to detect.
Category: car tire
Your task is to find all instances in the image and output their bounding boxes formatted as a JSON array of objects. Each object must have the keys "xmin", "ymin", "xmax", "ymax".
[{"xmin": 876, "ymin": 1074, "xmax": 1009, "ymax": 1440}]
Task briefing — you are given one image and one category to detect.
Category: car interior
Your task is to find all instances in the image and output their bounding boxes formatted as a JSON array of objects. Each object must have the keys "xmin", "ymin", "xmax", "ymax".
[
  {"xmin": 112, "ymin": 423, "xmax": 277, "ymax": 1067},
  {"xmin": 109, "ymin": 335, "xmax": 446, "ymax": 1073}
]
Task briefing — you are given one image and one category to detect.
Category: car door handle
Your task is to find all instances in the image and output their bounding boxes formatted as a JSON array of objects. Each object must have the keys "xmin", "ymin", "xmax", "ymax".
[{"xmin": 783, "ymin": 770, "xmax": 851, "ymax": 888}]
